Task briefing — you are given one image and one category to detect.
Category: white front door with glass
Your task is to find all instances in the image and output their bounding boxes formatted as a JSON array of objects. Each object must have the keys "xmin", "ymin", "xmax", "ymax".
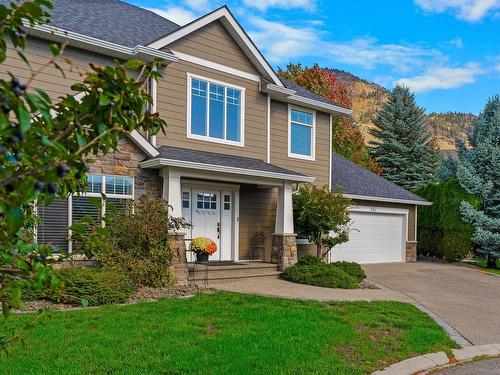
[{"xmin": 181, "ymin": 186, "xmax": 235, "ymax": 262}]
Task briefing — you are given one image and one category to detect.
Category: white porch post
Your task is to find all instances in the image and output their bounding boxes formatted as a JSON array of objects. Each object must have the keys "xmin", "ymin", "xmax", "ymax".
[
  {"xmin": 275, "ymin": 181, "xmax": 294, "ymax": 234},
  {"xmin": 161, "ymin": 168, "xmax": 182, "ymax": 217}
]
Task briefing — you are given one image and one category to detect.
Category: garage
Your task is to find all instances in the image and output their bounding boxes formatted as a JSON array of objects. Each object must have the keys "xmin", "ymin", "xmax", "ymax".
[{"xmin": 328, "ymin": 208, "xmax": 407, "ymax": 264}]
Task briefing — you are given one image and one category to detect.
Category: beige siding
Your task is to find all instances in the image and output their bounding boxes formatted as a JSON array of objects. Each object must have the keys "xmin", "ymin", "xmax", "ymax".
[
  {"xmin": 168, "ymin": 21, "xmax": 259, "ymax": 75},
  {"xmin": 155, "ymin": 59, "xmax": 268, "ymax": 160},
  {"xmin": 270, "ymin": 100, "xmax": 331, "ymax": 186},
  {"xmin": 239, "ymin": 185, "xmax": 277, "ymax": 261},
  {"xmin": 352, "ymin": 200, "xmax": 417, "ymax": 241},
  {"xmin": 1, "ymin": 37, "xmax": 114, "ymax": 100}
]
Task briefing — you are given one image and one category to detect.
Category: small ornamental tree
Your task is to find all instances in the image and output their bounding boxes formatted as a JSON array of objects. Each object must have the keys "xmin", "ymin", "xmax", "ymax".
[
  {"xmin": 369, "ymin": 85, "xmax": 439, "ymax": 189},
  {"xmin": 293, "ymin": 185, "xmax": 351, "ymax": 260},
  {"xmin": 0, "ymin": 0, "xmax": 166, "ymax": 338},
  {"xmin": 457, "ymin": 95, "xmax": 500, "ymax": 268},
  {"xmin": 279, "ymin": 63, "xmax": 381, "ymax": 174}
]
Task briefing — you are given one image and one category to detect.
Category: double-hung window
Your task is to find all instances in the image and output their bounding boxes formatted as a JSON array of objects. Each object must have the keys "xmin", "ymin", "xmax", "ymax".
[
  {"xmin": 288, "ymin": 107, "xmax": 315, "ymax": 160},
  {"xmin": 188, "ymin": 74, "xmax": 244, "ymax": 146}
]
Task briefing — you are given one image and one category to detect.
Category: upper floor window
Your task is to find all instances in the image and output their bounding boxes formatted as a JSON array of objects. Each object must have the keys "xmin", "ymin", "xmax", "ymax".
[
  {"xmin": 188, "ymin": 73, "xmax": 244, "ymax": 147},
  {"xmin": 288, "ymin": 107, "xmax": 315, "ymax": 160}
]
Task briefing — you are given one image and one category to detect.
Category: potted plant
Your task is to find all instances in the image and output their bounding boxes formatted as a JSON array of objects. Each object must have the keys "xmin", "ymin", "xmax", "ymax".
[{"xmin": 190, "ymin": 237, "xmax": 217, "ymax": 263}]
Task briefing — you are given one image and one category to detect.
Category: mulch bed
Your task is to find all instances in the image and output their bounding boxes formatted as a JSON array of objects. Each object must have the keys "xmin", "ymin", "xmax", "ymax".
[{"xmin": 16, "ymin": 284, "xmax": 210, "ymax": 313}]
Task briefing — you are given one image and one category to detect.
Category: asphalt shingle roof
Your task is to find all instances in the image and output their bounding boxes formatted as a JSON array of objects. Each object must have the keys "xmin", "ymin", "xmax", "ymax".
[
  {"xmin": 331, "ymin": 154, "xmax": 428, "ymax": 204},
  {"xmin": 156, "ymin": 146, "xmax": 308, "ymax": 177},
  {"xmin": 43, "ymin": 0, "xmax": 180, "ymax": 47},
  {"xmin": 279, "ymin": 77, "xmax": 342, "ymax": 107}
]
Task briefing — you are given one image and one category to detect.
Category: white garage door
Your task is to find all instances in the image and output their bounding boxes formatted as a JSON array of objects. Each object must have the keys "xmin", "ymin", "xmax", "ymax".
[{"xmin": 329, "ymin": 211, "xmax": 406, "ymax": 264}]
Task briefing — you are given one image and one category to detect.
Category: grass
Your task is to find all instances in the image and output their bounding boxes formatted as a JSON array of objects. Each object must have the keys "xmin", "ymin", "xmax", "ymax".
[
  {"xmin": 473, "ymin": 259, "xmax": 500, "ymax": 275},
  {"xmin": 0, "ymin": 292, "xmax": 457, "ymax": 375}
]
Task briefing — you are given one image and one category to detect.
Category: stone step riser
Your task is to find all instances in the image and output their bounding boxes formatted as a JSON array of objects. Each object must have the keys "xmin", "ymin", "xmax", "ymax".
[
  {"xmin": 190, "ymin": 268, "xmax": 279, "ymax": 279},
  {"xmin": 190, "ymin": 273, "xmax": 281, "ymax": 284}
]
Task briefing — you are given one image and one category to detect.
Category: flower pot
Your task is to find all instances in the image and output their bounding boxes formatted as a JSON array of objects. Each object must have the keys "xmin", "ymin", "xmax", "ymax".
[{"xmin": 196, "ymin": 252, "xmax": 209, "ymax": 263}]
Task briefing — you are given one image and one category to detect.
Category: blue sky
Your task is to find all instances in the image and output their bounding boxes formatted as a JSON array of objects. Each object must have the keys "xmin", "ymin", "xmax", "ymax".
[{"xmin": 130, "ymin": 0, "xmax": 500, "ymax": 114}]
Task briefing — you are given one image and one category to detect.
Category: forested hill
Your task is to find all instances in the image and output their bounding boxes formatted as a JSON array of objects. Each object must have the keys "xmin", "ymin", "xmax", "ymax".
[{"xmin": 327, "ymin": 68, "xmax": 475, "ymax": 150}]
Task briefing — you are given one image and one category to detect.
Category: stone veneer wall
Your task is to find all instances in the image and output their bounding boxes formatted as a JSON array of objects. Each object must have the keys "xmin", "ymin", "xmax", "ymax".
[
  {"xmin": 406, "ymin": 241, "xmax": 417, "ymax": 262},
  {"xmin": 88, "ymin": 138, "xmax": 162, "ymax": 199},
  {"xmin": 272, "ymin": 234, "xmax": 298, "ymax": 271}
]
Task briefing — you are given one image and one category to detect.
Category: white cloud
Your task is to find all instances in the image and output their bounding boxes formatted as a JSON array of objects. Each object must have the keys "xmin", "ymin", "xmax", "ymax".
[
  {"xmin": 242, "ymin": 0, "xmax": 316, "ymax": 11},
  {"xmin": 449, "ymin": 37, "xmax": 464, "ymax": 48},
  {"xmin": 395, "ymin": 63, "xmax": 485, "ymax": 92},
  {"xmin": 248, "ymin": 17, "xmax": 443, "ymax": 72},
  {"xmin": 415, "ymin": 0, "xmax": 500, "ymax": 21},
  {"xmin": 147, "ymin": 6, "xmax": 198, "ymax": 25}
]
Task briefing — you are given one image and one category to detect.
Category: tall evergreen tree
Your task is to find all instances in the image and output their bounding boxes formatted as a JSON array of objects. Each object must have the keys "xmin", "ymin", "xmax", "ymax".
[
  {"xmin": 369, "ymin": 85, "xmax": 439, "ymax": 189},
  {"xmin": 457, "ymin": 95, "xmax": 500, "ymax": 268}
]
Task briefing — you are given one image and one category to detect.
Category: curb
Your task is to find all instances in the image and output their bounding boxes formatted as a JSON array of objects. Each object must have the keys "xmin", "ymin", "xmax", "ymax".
[{"xmin": 371, "ymin": 344, "xmax": 500, "ymax": 375}]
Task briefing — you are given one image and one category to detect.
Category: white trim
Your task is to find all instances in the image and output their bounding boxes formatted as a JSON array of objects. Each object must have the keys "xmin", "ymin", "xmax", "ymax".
[
  {"xmin": 288, "ymin": 104, "xmax": 316, "ymax": 161},
  {"xmin": 264, "ymin": 84, "xmax": 351, "ymax": 116},
  {"xmin": 129, "ymin": 130, "xmax": 159, "ymax": 157},
  {"xmin": 346, "ymin": 194, "xmax": 432, "ymax": 206},
  {"xmin": 140, "ymin": 158, "xmax": 315, "ymax": 183},
  {"xmin": 172, "ymin": 50, "xmax": 260, "ymax": 82},
  {"xmin": 267, "ymin": 94, "xmax": 271, "ymax": 163},
  {"xmin": 25, "ymin": 22, "xmax": 178, "ymax": 63},
  {"xmin": 149, "ymin": 68, "xmax": 158, "ymax": 147},
  {"xmin": 186, "ymin": 73, "xmax": 245, "ymax": 147},
  {"xmin": 147, "ymin": 7, "xmax": 283, "ymax": 87},
  {"xmin": 329, "ymin": 114, "xmax": 333, "ymax": 190},
  {"xmin": 350, "ymin": 205, "xmax": 409, "ymax": 215},
  {"xmin": 414, "ymin": 205, "xmax": 418, "ymax": 242},
  {"xmin": 67, "ymin": 195, "xmax": 72, "ymax": 253}
]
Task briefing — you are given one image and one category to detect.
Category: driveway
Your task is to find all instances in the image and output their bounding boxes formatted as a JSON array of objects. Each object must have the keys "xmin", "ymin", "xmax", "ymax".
[{"xmin": 363, "ymin": 262, "xmax": 500, "ymax": 345}]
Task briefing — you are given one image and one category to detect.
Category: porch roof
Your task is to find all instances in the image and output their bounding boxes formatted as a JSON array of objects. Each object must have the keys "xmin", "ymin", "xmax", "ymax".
[{"xmin": 139, "ymin": 146, "xmax": 315, "ymax": 183}]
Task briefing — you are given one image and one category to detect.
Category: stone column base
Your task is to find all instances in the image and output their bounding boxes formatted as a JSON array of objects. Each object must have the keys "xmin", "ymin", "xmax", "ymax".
[
  {"xmin": 406, "ymin": 241, "xmax": 417, "ymax": 262},
  {"xmin": 272, "ymin": 233, "xmax": 298, "ymax": 271},
  {"xmin": 167, "ymin": 232, "xmax": 188, "ymax": 286}
]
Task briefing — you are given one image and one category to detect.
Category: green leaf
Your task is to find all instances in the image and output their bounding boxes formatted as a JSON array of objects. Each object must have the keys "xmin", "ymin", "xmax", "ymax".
[
  {"xmin": 99, "ymin": 93, "xmax": 111, "ymax": 106},
  {"xmin": 123, "ymin": 59, "xmax": 144, "ymax": 70},
  {"xmin": 76, "ymin": 133, "xmax": 86, "ymax": 147},
  {"xmin": 69, "ymin": 223, "xmax": 86, "ymax": 234},
  {"xmin": 17, "ymin": 103, "xmax": 31, "ymax": 132},
  {"xmin": 7, "ymin": 207, "xmax": 24, "ymax": 234},
  {"xmin": 49, "ymin": 43, "xmax": 61, "ymax": 57},
  {"xmin": 53, "ymin": 62, "xmax": 66, "ymax": 78},
  {"xmin": 17, "ymin": 50, "xmax": 31, "ymax": 69}
]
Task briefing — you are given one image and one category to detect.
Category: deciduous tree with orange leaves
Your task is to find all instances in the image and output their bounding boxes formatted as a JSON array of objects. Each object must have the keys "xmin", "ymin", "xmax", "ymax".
[{"xmin": 279, "ymin": 63, "xmax": 381, "ymax": 174}]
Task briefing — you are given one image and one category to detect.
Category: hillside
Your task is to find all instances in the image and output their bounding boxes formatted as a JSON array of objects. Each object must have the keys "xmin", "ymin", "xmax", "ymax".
[{"xmin": 328, "ymin": 69, "xmax": 475, "ymax": 150}]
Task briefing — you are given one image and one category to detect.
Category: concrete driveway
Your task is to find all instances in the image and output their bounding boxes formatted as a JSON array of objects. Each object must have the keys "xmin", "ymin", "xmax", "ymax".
[{"xmin": 363, "ymin": 262, "xmax": 500, "ymax": 345}]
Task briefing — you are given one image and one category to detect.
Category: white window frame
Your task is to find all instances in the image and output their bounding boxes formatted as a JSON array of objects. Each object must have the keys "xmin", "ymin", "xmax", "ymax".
[
  {"xmin": 288, "ymin": 104, "xmax": 316, "ymax": 161},
  {"xmin": 186, "ymin": 73, "xmax": 245, "ymax": 147}
]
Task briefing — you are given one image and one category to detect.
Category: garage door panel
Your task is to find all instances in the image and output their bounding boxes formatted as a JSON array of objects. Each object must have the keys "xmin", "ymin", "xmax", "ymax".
[{"xmin": 329, "ymin": 211, "xmax": 405, "ymax": 264}]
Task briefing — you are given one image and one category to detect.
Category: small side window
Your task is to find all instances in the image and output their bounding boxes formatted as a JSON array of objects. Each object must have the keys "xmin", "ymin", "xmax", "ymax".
[
  {"xmin": 182, "ymin": 191, "xmax": 190, "ymax": 209},
  {"xmin": 224, "ymin": 194, "xmax": 231, "ymax": 210}
]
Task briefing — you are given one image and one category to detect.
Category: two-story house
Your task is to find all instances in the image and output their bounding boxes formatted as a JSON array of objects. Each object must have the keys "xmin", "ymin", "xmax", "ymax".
[{"xmin": 2, "ymin": 1, "xmax": 429, "ymax": 277}]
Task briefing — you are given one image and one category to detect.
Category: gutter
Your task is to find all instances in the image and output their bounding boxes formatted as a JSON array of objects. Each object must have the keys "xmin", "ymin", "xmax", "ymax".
[
  {"xmin": 139, "ymin": 157, "xmax": 316, "ymax": 183},
  {"xmin": 344, "ymin": 194, "xmax": 432, "ymax": 206},
  {"xmin": 24, "ymin": 22, "xmax": 179, "ymax": 63},
  {"xmin": 263, "ymin": 83, "xmax": 352, "ymax": 116}
]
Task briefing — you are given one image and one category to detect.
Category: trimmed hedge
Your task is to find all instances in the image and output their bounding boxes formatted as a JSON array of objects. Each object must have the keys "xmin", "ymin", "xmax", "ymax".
[
  {"xmin": 297, "ymin": 254, "xmax": 322, "ymax": 266},
  {"xmin": 282, "ymin": 263, "xmax": 358, "ymax": 289},
  {"xmin": 413, "ymin": 179, "xmax": 480, "ymax": 262},
  {"xmin": 330, "ymin": 261, "xmax": 366, "ymax": 282},
  {"xmin": 23, "ymin": 267, "xmax": 133, "ymax": 306}
]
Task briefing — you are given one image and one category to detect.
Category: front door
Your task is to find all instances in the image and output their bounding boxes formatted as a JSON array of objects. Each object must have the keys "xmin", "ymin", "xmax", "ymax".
[
  {"xmin": 191, "ymin": 190, "xmax": 220, "ymax": 261},
  {"xmin": 182, "ymin": 187, "xmax": 234, "ymax": 262}
]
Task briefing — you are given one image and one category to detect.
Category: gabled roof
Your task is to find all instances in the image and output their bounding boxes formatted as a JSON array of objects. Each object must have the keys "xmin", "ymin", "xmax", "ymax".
[
  {"xmin": 331, "ymin": 154, "xmax": 431, "ymax": 206},
  {"xmin": 147, "ymin": 6, "xmax": 284, "ymax": 87},
  {"xmin": 42, "ymin": 0, "xmax": 181, "ymax": 47},
  {"xmin": 140, "ymin": 146, "xmax": 315, "ymax": 183},
  {"xmin": 280, "ymin": 77, "xmax": 341, "ymax": 107}
]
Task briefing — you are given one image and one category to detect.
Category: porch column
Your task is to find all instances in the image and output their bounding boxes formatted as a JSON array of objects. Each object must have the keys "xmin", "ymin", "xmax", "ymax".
[
  {"xmin": 275, "ymin": 181, "xmax": 294, "ymax": 234},
  {"xmin": 161, "ymin": 168, "xmax": 182, "ymax": 218},
  {"xmin": 273, "ymin": 181, "xmax": 297, "ymax": 270}
]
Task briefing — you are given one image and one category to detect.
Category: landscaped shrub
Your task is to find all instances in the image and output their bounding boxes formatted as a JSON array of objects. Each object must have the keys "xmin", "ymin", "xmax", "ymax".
[
  {"xmin": 23, "ymin": 267, "xmax": 133, "ymax": 306},
  {"xmin": 297, "ymin": 254, "xmax": 322, "ymax": 266},
  {"xmin": 413, "ymin": 179, "xmax": 480, "ymax": 262},
  {"xmin": 282, "ymin": 263, "xmax": 357, "ymax": 289},
  {"xmin": 72, "ymin": 195, "xmax": 189, "ymax": 287},
  {"xmin": 330, "ymin": 261, "xmax": 366, "ymax": 282},
  {"xmin": 53, "ymin": 268, "xmax": 133, "ymax": 306}
]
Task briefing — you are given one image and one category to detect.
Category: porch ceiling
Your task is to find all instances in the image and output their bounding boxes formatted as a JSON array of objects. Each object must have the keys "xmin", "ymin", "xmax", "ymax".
[{"xmin": 139, "ymin": 146, "xmax": 315, "ymax": 183}]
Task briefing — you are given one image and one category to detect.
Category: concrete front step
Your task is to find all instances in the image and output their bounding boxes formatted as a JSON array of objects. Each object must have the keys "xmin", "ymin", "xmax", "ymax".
[
  {"xmin": 190, "ymin": 272, "xmax": 282, "ymax": 284},
  {"xmin": 188, "ymin": 262, "xmax": 281, "ymax": 284}
]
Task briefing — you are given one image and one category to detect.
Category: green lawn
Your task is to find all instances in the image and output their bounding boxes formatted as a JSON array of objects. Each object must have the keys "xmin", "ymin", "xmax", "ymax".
[
  {"xmin": 473, "ymin": 259, "xmax": 500, "ymax": 275},
  {"xmin": 0, "ymin": 292, "xmax": 456, "ymax": 375}
]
